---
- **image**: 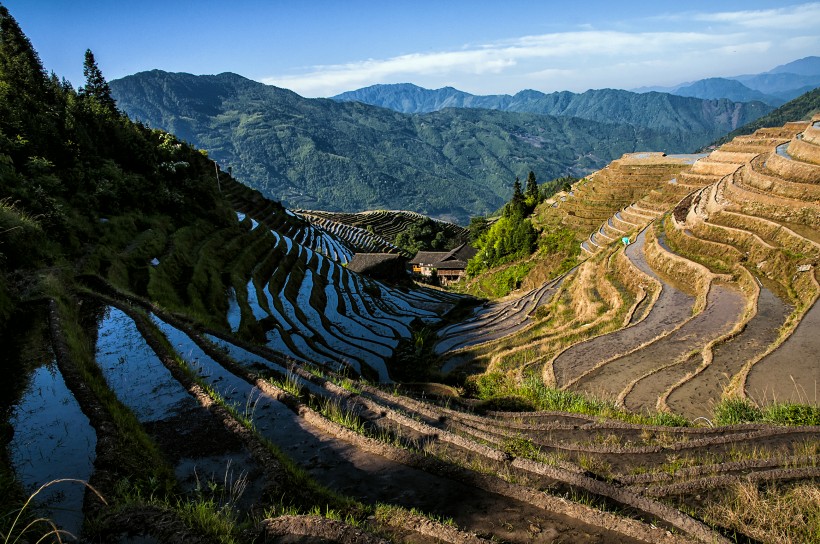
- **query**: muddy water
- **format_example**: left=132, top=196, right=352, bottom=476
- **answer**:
left=153, top=317, right=643, bottom=543
left=552, top=229, right=695, bottom=387
left=622, top=353, right=702, bottom=413
left=667, top=281, right=792, bottom=418
left=94, top=307, right=265, bottom=507
left=9, top=361, right=96, bottom=536
left=576, top=284, right=745, bottom=412
left=747, top=271, right=820, bottom=404
left=436, top=279, right=560, bottom=357
left=96, top=307, right=197, bottom=420
left=204, top=333, right=328, bottom=397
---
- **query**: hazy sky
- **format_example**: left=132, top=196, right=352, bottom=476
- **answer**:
left=4, top=1, right=818, bottom=97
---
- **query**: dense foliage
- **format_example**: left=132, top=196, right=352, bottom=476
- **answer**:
left=109, top=71, right=730, bottom=224
left=0, top=6, right=234, bottom=330
left=393, top=217, right=460, bottom=253
left=466, top=174, right=543, bottom=278
left=463, top=173, right=582, bottom=297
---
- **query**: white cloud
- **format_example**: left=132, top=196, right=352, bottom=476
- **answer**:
left=262, top=3, right=820, bottom=96
left=691, top=3, right=820, bottom=29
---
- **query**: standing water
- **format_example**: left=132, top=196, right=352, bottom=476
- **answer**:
left=9, top=360, right=96, bottom=537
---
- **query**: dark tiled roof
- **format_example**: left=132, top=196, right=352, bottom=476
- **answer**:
left=347, top=253, right=407, bottom=274
left=411, top=251, right=450, bottom=266
left=434, top=260, right=468, bottom=270
left=410, top=243, right=476, bottom=271
left=442, top=243, right=477, bottom=262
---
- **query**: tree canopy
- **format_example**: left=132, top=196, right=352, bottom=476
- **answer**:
left=0, top=6, right=234, bottom=328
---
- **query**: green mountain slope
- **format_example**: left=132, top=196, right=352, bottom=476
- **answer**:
left=673, top=77, right=785, bottom=106
left=110, top=71, right=748, bottom=224
left=707, top=87, right=820, bottom=148
left=333, top=83, right=773, bottom=134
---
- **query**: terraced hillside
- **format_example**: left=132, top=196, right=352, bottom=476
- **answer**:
left=297, top=208, right=468, bottom=248
left=160, top=179, right=463, bottom=382
left=8, top=125, right=818, bottom=544
left=19, top=280, right=817, bottom=543
left=438, top=117, right=818, bottom=423
left=3, top=9, right=817, bottom=539
left=5, top=106, right=817, bottom=544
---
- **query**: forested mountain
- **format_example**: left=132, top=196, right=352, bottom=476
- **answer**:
left=706, top=86, right=820, bottom=148
left=110, top=71, right=705, bottom=224
left=673, top=78, right=785, bottom=106
left=0, top=7, right=234, bottom=326
left=333, top=83, right=772, bottom=135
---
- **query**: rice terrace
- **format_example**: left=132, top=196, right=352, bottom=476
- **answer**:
left=2, top=3, right=820, bottom=544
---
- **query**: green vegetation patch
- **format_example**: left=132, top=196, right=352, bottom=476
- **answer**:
left=465, top=372, right=690, bottom=427
left=713, top=397, right=820, bottom=426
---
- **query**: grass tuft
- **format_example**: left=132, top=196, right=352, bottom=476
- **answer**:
left=467, top=372, right=690, bottom=426
left=1, top=479, right=105, bottom=544
left=714, top=397, right=819, bottom=426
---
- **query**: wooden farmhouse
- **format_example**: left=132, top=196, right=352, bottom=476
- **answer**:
left=410, top=243, right=477, bottom=285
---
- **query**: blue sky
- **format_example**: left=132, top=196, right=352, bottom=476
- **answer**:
left=4, top=1, right=818, bottom=97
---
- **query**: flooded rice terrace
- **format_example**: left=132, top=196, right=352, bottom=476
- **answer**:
left=9, top=355, right=96, bottom=536
left=94, top=305, right=266, bottom=508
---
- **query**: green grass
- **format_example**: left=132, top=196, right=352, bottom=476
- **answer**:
left=315, top=399, right=367, bottom=434
left=713, top=397, right=819, bottom=426
left=114, top=477, right=244, bottom=544
left=467, top=261, right=537, bottom=299
left=467, top=372, right=690, bottom=427
left=270, top=372, right=302, bottom=397
left=374, top=503, right=455, bottom=529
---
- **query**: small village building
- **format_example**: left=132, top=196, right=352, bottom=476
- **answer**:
left=410, top=243, right=477, bottom=285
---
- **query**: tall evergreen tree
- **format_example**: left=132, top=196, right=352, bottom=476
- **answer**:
left=82, top=49, right=117, bottom=114
left=512, top=177, right=523, bottom=204
left=525, top=170, right=538, bottom=200
left=504, top=176, right=524, bottom=217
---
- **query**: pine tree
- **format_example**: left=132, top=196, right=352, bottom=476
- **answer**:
left=525, top=170, right=538, bottom=200
left=505, top=176, right=524, bottom=217
left=512, top=177, right=523, bottom=204
left=82, top=49, right=117, bottom=114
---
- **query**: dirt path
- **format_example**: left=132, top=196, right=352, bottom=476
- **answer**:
left=667, top=280, right=792, bottom=418
left=746, top=271, right=820, bottom=404
left=553, top=229, right=695, bottom=387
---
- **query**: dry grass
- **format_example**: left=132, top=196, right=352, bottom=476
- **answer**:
left=704, top=481, right=820, bottom=544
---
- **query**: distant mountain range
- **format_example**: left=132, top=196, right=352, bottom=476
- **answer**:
left=632, top=56, right=820, bottom=106
left=110, top=71, right=772, bottom=224
left=332, top=84, right=772, bottom=132
left=332, top=58, right=819, bottom=114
